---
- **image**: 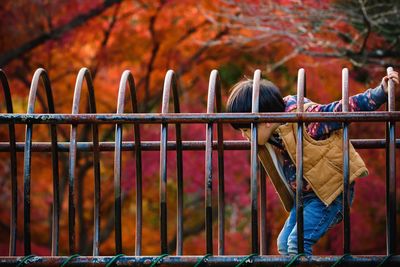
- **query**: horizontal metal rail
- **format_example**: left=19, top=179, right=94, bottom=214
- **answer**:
left=0, top=255, right=399, bottom=266
left=0, top=111, right=400, bottom=124
left=0, top=139, right=399, bottom=152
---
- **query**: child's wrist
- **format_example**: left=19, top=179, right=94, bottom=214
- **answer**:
left=379, top=83, right=388, bottom=95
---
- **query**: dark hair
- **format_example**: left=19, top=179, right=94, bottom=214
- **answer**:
left=226, top=78, right=285, bottom=130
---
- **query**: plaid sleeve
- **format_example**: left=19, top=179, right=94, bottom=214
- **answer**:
left=306, top=84, right=387, bottom=139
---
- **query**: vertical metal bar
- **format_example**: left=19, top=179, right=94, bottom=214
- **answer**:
left=205, top=121, right=213, bottom=254
left=70, top=68, right=100, bottom=256
left=214, top=71, right=225, bottom=256
left=172, top=80, right=183, bottom=256
left=40, top=72, right=60, bottom=257
left=86, top=69, right=100, bottom=256
left=122, top=72, right=143, bottom=256
left=23, top=123, right=32, bottom=255
left=342, top=68, right=351, bottom=254
left=48, top=115, right=59, bottom=255
left=217, top=123, right=225, bottom=255
left=91, top=109, right=100, bottom=257
left=23, top=69, right=60, bottom=256
left=160, top=121, right=168, bottom=254
left=69, top=124, right=77, bottom=255
left=250, top=69, right=261, bottom=254
left=296, top=68, right=305, bottom=254
left=160, top=70, right=174, bottom=254
left=386, top=66, right=396, bottom=254
left=259, top=167, right=267, bottom=255
left=114, top=71, right=137, bottom=254
left=114, top=122, right=123, bottom=254
left=158, top=70, right=182, bottom=255
left=134, top=119, right=143, bottom=256
left=114, top=72, right=142, bottom=255
left=8, top=122, right=17, bottom=255
left=205, top=70, right=217, bottom=255
left=88, top=74, right=101, bottom=256
left=0, top=71, right=17, bottom=256
left=176, top=125, right=184, bottom=255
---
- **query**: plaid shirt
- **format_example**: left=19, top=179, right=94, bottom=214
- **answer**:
left=270, top=84, right=387, bottom=193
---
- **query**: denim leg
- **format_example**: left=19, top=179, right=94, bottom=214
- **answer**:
left=287, top=196, right=342, bottom=255
left=277, top=187, right=355, bottom=255
left=277, top=207, right=296, bottom=255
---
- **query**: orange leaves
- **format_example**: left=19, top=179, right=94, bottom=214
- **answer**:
left=0, top=0, right=397, bottom=256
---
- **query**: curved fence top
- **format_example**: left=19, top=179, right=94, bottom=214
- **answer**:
left=116, top=70, right=138, bottom=114
left=0, top=70, right=13, bottom=113
left=206, top=69, right=222, bottom=114
left=251, top=70, right=261, bottom=113
left=296, top=68, right=305, bottom=112
left=161, top=70, right=180, bottom=114
left=72, top=67, right=97, bottom=114
left=27, top=68, right=56, bottom=114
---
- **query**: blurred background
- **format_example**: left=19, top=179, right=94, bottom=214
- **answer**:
left=0, top=0, right=399, bottom=256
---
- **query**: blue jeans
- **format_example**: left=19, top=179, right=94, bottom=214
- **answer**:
left=277, top=186, right=355, bottom=255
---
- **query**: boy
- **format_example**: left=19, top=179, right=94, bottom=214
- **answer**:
left=226, top=70, right=399, bottom=255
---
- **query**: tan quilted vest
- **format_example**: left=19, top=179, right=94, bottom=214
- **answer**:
left=258, top=103, right=369, bottom=211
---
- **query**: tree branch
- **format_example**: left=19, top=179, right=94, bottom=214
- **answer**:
left=358, top=0, right=372, bottom=54
left=208, top=0, right=400, bottom=67
left=143, top=1, right=166, bottom=111
left=0, top=0, right=122, bottom=67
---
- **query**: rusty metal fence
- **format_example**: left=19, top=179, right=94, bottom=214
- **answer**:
left=0, top=67, right=398, bottom=266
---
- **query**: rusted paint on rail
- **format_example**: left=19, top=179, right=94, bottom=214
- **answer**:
left=1, top=111, right=400, bottom=124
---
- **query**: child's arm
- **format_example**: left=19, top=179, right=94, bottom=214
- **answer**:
left=307, top=70, right=399, bottom=139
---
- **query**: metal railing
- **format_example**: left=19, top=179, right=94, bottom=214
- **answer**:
left=0, top=67, right=398, bottom=266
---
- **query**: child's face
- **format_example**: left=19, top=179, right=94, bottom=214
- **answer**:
left=240, top=123, right=280, bottom=145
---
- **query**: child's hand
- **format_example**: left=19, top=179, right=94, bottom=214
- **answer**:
left=381, top=70, right=399, bottom=94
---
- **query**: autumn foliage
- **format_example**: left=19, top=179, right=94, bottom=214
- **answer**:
left=0, top=0, right=399, bottom=256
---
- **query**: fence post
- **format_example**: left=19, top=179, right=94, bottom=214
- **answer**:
left=386, top=66, right=396, bottom=254
left=296, top=68, right=305, bottom=254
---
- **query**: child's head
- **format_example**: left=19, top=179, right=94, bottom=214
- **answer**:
left=226, top=78, right=285, bottom=145
left=226, top=78, right=285, bottom=130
